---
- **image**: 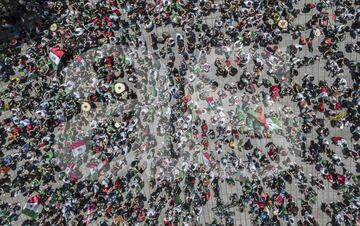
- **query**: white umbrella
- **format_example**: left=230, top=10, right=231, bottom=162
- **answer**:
left=114, top=83, right=126, bottom=94
left=81, top=102, right=91, bottom=112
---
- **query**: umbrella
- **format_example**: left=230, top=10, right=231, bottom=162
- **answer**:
left=50, top=23, right=58, bottom=32
left=278, top=20, right=288, bottom=29
left=81, top=102, right=91, bottom=112
left=114, top=83, right=126, bottom=94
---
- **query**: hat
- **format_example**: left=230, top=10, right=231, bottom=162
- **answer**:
left=81, top=102, right=91, bottom=112
left=50, top=23, right=58, bottom=32
left=278, top=20, right=288, bottom=29
left=114, top=83, right=126, bottom=94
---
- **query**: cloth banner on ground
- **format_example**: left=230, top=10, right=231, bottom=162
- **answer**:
left=49, top=47, right=65, bottom=65
left=69, top=140, right=86, bottom=157
left=22, top=195, right=43, bottom=219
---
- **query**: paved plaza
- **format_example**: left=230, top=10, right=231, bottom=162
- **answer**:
left=0, top=0, right=359, bottom=225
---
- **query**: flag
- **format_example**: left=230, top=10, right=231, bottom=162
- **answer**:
left=275, top=194, right=284, bottom=204
left=174, top=193, right=181, bottom=205
left=69, top=140, right=86, bottom=157
left=87, top=159, right=108, bottom=175
left=225, top=58, right=232, bottom=67
left=0, top=166, right=10, bottom=173
left=182, top=94, right=192, bottom=103
left=22, top=195, right=43, bottom=219
left=49, top=47, right=65, bottom=65
left=331, top=137, right=348, bottom=147
left=137, top=210, right=146, bottom=222
left=251, top=106, right=282, bottom=131
left=112, top=8, right=121, bottom=16
left=203, top=190, right=211, bottom=201
left=325, top=174, right=334, bottom=183
left=86, top=203, right=97, bottom=214
left=170, top=196, right=174, bottom=208
left=87, top=162, right=97, bottom=175
left=257, top=202, right=266, bottom=209
left=337, top=174, right=346, bottom=185
left=268, top=149, right=276, bottom=158
left=69, top=173, right=79, bottom=183
left=222, top=45, right=232, bottom=53
left=164, top=218, right=172, bottom=226
left=203, top=152, right=212, bottom=166
left=271, top=85, right=280, bottom=93
left=266, top=117, right=283, bottom=131
left=206, top=97, right=216, bottom=108
left=254, top=106, right=267, bottom=125
left=100, top=159, right=109, bottom=170
left=320, top=86, right=329, bottom=98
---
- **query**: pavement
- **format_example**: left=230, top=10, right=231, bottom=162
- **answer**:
left=0, top=0, right=359, bottom=225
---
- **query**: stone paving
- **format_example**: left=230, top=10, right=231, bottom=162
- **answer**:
left=0, top=0, right=359, bottom=225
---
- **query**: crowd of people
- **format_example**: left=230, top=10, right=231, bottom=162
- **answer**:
left=0, top=0, right=359, bottom=225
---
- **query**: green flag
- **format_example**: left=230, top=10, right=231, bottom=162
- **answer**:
left=174, top=193, right=181, bottom=205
